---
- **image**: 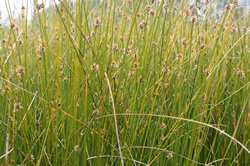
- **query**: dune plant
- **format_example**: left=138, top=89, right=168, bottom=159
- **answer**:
left=0, top=0, right=249, bottom=165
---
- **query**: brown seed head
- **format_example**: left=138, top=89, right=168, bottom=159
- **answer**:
left=242, top=26, right=247, bottom=32
left=16, top=66, right=25, bottom=75
left=201, top=113, right=206, bottom=118
left=177, top=53, right=183, bottom=59
left=40, top=2, right=45, bottom=9
left=191, top=16, right=197, bottom=23
left=165, top=83, right=170, bottom=89
left=145, top=5, right=151, bottom=12
left=74, top=145, right=80, bottom=151
left=160, top=123, right=166, bottom=130
left=134, top=62, right=139, bottom=68
left=39, top=44, right=45, bottom=52
left=75, top=103, right=79, bottom=108
left=231, top=27, right=237, bottom=33
left=225, top=4, right=232, bottom=10
left=91, top=63, right=99, bottom=71
left=185, top=8, right=190, bottom=16
left=150, top=10, right=156, bottom=16
left=63, top=77, right=68, bottom=83
left=14, top=103, right=22, bottom=112
left=17, top=39, right=23, bottom=45
left=200, top=44, right=206, bottom=49
left=111, top=61, right=118, bottom=68
left=11, top=22, right=15, bottom=29
left=163, top=4, right=168, bottom=10
left=166, top=153, right=173, bottom=159
left=95, top=18, right=101, bottom=28
left=202, top=93, right=206, bottom=100
left=181, top=38, right=187, bottom=45
left=162, top=67, right=170, bottom=74
left=30, top=155, right=35, bottom=161
left=139, top=20, right=146, bottom=29
left=233, top=0, right=238, bottom=5
left=204, top=69, right=209, bottom=75
left=197, top=139, right=201, bottom=145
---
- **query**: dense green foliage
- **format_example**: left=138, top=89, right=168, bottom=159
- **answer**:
left=0, top=0, right=249, bottom=165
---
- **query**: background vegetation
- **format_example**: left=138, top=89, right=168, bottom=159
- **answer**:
left=0, top=0, right=249, bottom=165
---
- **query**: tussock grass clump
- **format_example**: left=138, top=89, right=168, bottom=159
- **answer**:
left=0, top=0, right=250, bottom=165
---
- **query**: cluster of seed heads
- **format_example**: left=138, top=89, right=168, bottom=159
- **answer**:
left=0, top=1, right=248, bottom=164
